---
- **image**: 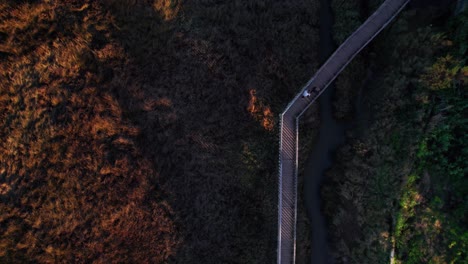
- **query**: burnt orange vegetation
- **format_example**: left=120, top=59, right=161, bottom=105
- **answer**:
left=1, top=0, right=319, bottom=262
left=248, top=89, right=274, bottom=131
left=0, top=2, right=178, bottom=262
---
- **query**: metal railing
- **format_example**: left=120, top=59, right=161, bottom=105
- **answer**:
left=277, top=0, right=410, bottom=263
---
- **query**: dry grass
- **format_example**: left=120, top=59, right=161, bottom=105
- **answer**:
left=0, top=1, right=179, bottom=262
left=1, top=0, right=321, bottom=262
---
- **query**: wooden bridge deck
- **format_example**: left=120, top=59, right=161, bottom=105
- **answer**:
left=277, top=0, right=410, bottom=263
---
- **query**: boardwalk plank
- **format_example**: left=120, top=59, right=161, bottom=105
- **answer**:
left=277, top=0, right=410, bottom=263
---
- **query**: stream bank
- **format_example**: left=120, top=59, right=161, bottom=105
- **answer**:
left=317, top=1, right=460, bottom=263
left=302, top=0, right=345, bottom=263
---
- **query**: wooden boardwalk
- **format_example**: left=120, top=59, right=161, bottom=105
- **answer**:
left=277, top=0, right=410, bottom=263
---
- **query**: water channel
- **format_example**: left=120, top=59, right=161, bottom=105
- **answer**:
left=302, top=0, right=345, bottom=263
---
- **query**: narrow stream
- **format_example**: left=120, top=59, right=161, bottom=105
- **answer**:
left=303, top=0, right=345, bottom=263
left=302, top=1, right=457, bottom=263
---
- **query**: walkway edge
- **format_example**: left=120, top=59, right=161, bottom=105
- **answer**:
left=277, top=1, right=410, bottom=263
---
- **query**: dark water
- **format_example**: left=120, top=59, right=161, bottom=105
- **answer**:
left=302, top=0, right=345, bottom=263
left=302, top=1, right=459, bottom=263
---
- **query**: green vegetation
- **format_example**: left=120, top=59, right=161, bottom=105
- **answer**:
left=0, top=0, right=322, bottom=262
left=395, top=60, right=467, bottom=263
left=421, top=55, right=464, bottom=90
left=331, top=0, right=368, bottom=120
left=323, top=1, right=467, bottom=263
left=1, top=0, right=464, bottom=263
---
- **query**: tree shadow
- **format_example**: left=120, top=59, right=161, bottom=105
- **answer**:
left=97, top=1, right=278, bottom=263
left=94, top=0, right=321, bottom=262
left=0, top=0, right=322, bottom=262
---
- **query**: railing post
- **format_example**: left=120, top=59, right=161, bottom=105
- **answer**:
left=277, top=1, right=410, bottom=263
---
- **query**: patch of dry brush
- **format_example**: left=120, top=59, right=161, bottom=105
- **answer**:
left=1, top=0, right=321, bottom=262
left=0, top=1, right=178, bottom=262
